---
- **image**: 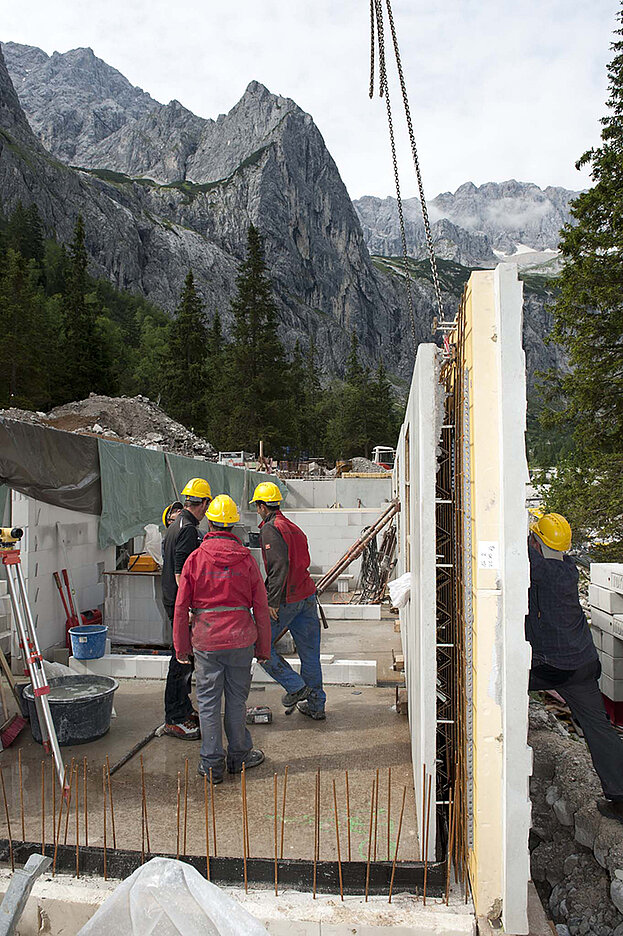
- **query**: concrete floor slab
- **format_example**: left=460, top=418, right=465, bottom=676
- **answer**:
left=1, top=682, right=418, bottom=863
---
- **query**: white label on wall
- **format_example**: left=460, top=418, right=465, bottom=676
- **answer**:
left=478, top=541, right=499, bottom=570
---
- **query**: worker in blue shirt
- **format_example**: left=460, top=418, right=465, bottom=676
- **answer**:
left=526, top=513, right=623, bottom=823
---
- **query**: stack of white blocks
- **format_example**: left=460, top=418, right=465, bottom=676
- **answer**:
left=589, top=563, right=623, bottom=702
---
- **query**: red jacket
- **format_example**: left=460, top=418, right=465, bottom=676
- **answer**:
left=260, top=510, right=316, bottom=604
left=173, top=531, right=271, bottom=660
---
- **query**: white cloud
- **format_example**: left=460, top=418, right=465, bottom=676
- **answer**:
left=2, top=0, right=617, bottom=199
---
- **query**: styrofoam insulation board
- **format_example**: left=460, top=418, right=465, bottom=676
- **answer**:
left=590, top=563, right=623, bottom=593
left=69, top=654, right=377, bottom=686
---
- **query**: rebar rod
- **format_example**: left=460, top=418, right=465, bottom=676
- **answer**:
left=241, top=764, right=248, bottom=893
left=204, top=774, right=210, bottom=881
left=313, top=769, right=319, bottom=899
left=18, top=749, right=25, bottom=841
left=75, top=764, right=79, bottom=878
left=176, top=771, right=181, bottom=860
left=423, top=772, right=432, bottom=904
left=345, top=770, right=351, bottom=862
left=209, top=768, right=217, bottom=856
left=273, top=773, right=278, bottom=896
left=106, top=755, right=117, bottom=850
left=387, top=766, right=391, bottom=861
left=388, top=785, right=407, bottom=903
left=41, top=760, right=45, bottom=854
left=373, top=767, right=379, bottom=861
left=280, top=765, right=289, bottom=859
left=183, top=757, right=189, bottom=856
left=102, top=765, right=107, bottom=880
left=0, top=766, right=13, bottom=871
left=332, top=779, right=343, bottom=901
left=365, top=773, right=375, bottom=902
left=83, top=756, right=88, bottom=847
left=63, top=758, right=75, bottom=845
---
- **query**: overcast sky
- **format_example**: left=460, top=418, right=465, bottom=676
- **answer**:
left=3, top=1, right=618, bottom=200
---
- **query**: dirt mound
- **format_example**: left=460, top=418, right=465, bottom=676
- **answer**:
left=1, top=395, right=215, bottom=458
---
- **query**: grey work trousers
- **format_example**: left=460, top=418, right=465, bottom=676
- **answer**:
left=530, top=659, right=623, bottom=801
left=194, top=645, right=254, bottom=779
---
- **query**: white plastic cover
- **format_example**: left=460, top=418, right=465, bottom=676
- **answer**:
left=78, top=857, right=268, bottom=936
left=388, top=572, right=412, bottom=608
left=143, top=523, right=163, bottom=566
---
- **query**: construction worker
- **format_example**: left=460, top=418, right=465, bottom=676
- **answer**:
left=173, top=494, right=270, bottom=781
left=251, top=481, right=326, bottom=719
left=526, top=512, right=623, bottom=822
left=162, top=501, right=183, bottom=528
left=161, top=478, right=212, bottom=739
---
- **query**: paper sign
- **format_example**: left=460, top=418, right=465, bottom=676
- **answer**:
left=478, top=541, right=499, bottom=570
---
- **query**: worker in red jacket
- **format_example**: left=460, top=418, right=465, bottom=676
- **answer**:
left=251, top=481, right=326, bottom=720
left=173, top=494, right=271, bottom=782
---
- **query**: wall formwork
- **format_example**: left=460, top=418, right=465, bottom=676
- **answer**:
left=395, top=264, right=532, bottom=933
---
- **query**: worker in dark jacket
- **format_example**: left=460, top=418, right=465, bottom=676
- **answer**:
left=251, top=481, right=326, bottom=720
left=161, top=478, right=211, bottom=739
left=526, top=512, right=623, bottom=822
left=174, top=494, right=271, bottom=781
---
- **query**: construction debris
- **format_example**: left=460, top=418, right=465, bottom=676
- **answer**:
left=0, top=395, right=215, bottom=458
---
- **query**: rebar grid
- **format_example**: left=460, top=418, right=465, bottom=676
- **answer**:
left=435, top=291, right=473, bottom=896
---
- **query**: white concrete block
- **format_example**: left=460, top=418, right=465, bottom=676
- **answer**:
left=599, top=651, right=623, bottom=681
left=600, top=672, right=623, bottom=702
left=601, top=632, right=623, bottom=658
left=591, top=563, right=623, bottom=593
left=589, top=583, right=623, bottom=614
left=135, top=656, right=166, bottom=679
left=590, top=626, right=602, bottom=652
left=615, top=615, right=623, bottom=640
left=251, top=657, right=375, bottom=686
left=68, top=656, right=111, bottom=677
left=320, top=604, right=382, bottom=620
left=590, top=606, right=615, bottom=634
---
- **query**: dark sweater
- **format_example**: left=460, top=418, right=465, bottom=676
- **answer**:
left=525, top=545, right=597, bottom=671
left=161, top=508, right=202, bottom=610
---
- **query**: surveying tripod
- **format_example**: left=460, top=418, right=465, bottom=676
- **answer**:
left=0, top=527, right=67, bottom=792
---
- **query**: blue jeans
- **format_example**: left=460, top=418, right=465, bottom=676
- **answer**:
left=260, top=595, right=326, bottom=712
left=194, top=645, right=254, bottom=778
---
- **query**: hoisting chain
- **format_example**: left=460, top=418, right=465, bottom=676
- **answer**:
left=371, top=0, right=418, bottom=350
left=370, top=0, right=446, bottom=333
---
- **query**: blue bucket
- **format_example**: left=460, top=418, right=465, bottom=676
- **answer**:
left=69, top=624, right=108, bottom=660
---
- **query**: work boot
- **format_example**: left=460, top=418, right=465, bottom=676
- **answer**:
left=597, top=799, right=623, bottom=825
left=281, top=685, right=310, bottom=708
left=297, top=700, right=326, bottom=721
left=163, top=718, right=200, bottom=740
left=197, top=761, right=224, bottom=784
left=228, top=748, right=265, bottom=773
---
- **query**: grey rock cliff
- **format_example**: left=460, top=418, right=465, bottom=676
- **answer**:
left=1, top=41, right=564, bottom=388
left=354, top=181, right=579, bottom=265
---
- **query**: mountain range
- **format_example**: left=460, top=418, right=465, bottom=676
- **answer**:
left=1, top=41, right=575, bottom=386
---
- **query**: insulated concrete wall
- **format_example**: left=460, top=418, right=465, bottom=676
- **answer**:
left=280, top=508, right=383, bottom=578
left=464, top=265, right=532, bottom=934
left=8, top=492, right=115, bottom=655
left=284, top=478, right=393, bottom=510
left=394, top=343, right=444, bottom=861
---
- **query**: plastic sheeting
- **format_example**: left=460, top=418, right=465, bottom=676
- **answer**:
left=0, top=416, right=101, bottom=514
left=77, top=857, right=269, bottom=936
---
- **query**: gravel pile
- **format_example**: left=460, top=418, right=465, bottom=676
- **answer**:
left=350, top=457, right=390, bottom=474
left=1, top=394, right=216, bottom=458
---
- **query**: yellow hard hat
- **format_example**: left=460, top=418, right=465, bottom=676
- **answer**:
left=250, top=481, right=283, bottom=505
left=206, top=494, right=240, bottom=527
left=162, top=501, right=183, bottom=527
left=530, top=512, right=572, bottom=552
left=180, top=478, right=212, bottom=500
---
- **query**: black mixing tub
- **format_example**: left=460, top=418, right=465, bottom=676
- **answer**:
left=23, top=675, right=119, bottom=745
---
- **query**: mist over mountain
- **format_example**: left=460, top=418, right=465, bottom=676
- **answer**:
left=1, top=41, right=568, bottom=387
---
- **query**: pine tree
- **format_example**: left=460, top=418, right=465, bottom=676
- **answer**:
left=5, top=203, right=44, bottom=265
left=541, top=6, right=623, bottom=556
left=0, top=248, right=50, bottom=408
left=160, top=270, right=210, bottom=431
left=224, top=225, right=293, bottom=454
left=61, top=216, right=114, bottom=401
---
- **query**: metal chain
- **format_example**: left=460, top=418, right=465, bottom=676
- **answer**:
left=370, top=0, right=445, bottom=329
left=371, top=0, right=418, bottom=350
left=369, top=0, right=377, bottom=99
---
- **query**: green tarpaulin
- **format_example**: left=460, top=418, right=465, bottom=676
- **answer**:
left=97, top=440, right=286, bottom=549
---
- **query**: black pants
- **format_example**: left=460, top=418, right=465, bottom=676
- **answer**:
left=530, top=659, right=623, bottom=801
left=164, top=606, right=194, bottom=724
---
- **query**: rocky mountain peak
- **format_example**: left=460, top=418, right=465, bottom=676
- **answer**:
left=0, top=45, right=43, bottom=149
